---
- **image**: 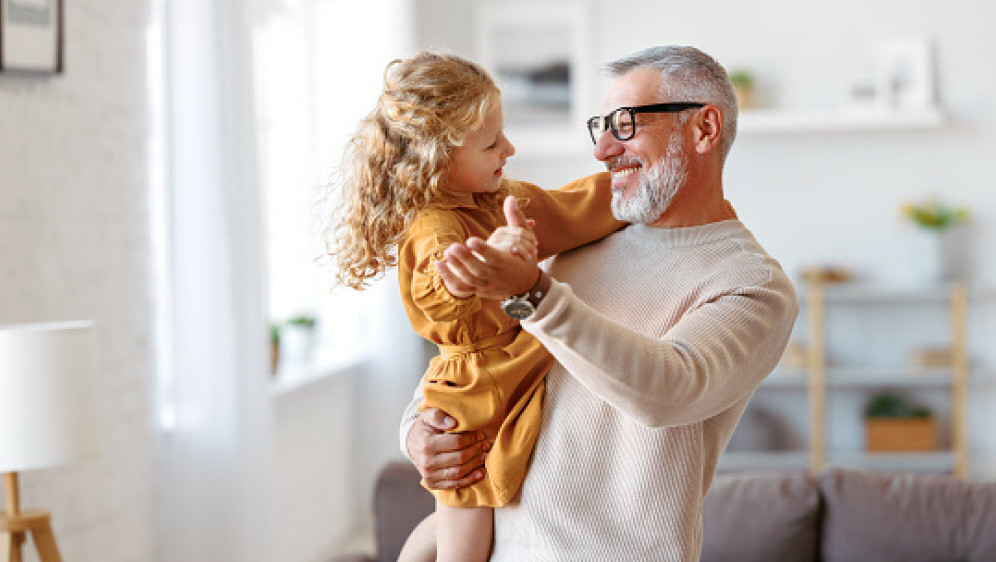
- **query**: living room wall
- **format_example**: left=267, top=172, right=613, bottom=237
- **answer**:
left=0, top=2, right=158, bottom=561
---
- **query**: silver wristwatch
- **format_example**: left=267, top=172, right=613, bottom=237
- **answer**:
left=500, top=272, right=549, bottom=320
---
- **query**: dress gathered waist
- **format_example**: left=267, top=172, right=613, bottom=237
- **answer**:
left=437, top=330, right=517, bottom=358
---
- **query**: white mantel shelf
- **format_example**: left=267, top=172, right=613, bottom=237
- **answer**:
left=739, top=107, right=946, bottom=134
left=510, top=107, right=948, bottom=155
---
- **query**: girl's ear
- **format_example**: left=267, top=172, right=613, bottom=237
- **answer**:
left=691, top=106, right=722, bottom=155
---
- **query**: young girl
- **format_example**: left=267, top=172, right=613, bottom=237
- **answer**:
left=329, top=52, right=621, bottom=561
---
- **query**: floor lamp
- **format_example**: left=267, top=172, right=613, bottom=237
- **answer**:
left=0, top=322, right=98, bottom=562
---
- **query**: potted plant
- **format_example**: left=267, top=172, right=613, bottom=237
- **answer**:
left=901, top=199, right=970, bottom=231
left=728, top=70, right=755, bottom=109
left=864, top=393, right=935, bottom=452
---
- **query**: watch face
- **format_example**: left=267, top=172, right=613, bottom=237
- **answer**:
left=502, top=298, right=535, bottom=320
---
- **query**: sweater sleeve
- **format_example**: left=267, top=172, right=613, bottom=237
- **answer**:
left=521, top=275, right=799, bottom=428
left=399, top=383, right=424, bottom=460
left=513, top=173, right=626, bottom=259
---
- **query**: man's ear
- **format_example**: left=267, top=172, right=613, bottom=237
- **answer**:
left=692, top=106, right=723, bottom=155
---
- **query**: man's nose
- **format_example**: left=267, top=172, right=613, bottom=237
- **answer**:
left=593, top=130, right=623, bottom=162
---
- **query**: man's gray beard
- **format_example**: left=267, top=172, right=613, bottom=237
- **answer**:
left=610, top=132, right=688, bottom=224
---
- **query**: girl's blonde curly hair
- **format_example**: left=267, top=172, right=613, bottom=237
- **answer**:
left=327, top=52, right=507, bottom=290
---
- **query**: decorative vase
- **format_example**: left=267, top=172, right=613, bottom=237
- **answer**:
left=733, top=83, right=755, bottom=110
left=908, top=228, right=953, bottom=286
left=280, top=325, right=315, bottom=367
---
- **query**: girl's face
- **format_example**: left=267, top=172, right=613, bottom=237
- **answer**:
left=445, top=101, right=515, bottom=198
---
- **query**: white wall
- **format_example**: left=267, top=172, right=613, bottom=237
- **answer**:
left=0, top=2, right=158, bottom=561
left=415, top=0, right=996, bottom=477
left=273, top=368, right=359, bottom=561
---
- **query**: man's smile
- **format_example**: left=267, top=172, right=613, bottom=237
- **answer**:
left=611, top=166, right=640, bottom=182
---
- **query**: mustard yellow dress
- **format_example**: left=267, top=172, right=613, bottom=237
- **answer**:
left=397, top=172, right=622, bottom=508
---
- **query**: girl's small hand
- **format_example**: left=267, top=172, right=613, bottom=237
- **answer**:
left=434, top=195, right=542, bottom=300
left=436, top=259, right=475, bottom=299
left=486, top=225, right=537, bottom=262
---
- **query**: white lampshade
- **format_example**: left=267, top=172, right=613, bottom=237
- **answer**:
left=0, top=321, right=99, bottom=472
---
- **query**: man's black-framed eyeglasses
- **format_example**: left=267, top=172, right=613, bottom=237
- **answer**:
left=587, top=102, right=706, bottom=144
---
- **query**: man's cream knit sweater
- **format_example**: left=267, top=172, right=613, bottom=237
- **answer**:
left=401, top=220, right=798, bottom=561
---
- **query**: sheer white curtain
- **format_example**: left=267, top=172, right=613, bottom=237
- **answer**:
left=298, top=0, right=428, bottom=536
left=155, top=0, right=425, bottom=558
left=157, top=1, right=275, bottom=561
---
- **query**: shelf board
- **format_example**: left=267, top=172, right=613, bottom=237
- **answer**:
left=739, top=107, right=945, bottom=134
left=826, top=367, right=954, bottom=387
left=270, top=355, right=365, bottom=397
left=828, top=451, right=956, bottom=472
left=797, top=283, right=965, bottom=303
left=762, top=369, right=809, bottom=387
left=718, top=451, right=810, bottom=472
left=765, top=367, right=961, bottom=388
left=719, top=451, right=957, bottom=473
left=504, top=125, right=591, bottom=160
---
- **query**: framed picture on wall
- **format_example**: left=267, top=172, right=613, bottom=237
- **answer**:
left=476, top=1, right=593, bottom=154
left=875, top=38, right=935, bottom=110
left=0, top=0, right=64, bottom=74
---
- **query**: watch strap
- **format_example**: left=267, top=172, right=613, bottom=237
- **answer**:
left=522, top=270, right=550, bottom=309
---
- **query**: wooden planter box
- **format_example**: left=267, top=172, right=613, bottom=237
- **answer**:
left=865, top=418, right=936, bottom=452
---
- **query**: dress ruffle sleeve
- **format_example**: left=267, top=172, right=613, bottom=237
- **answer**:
left=407, top=211, right=483, bottom=323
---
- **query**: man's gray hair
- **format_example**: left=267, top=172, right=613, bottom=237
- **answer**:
left=607, top=46, right=738, bottom=162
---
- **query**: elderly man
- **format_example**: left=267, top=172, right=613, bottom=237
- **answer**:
left=401, top=45, right=798, bottom=560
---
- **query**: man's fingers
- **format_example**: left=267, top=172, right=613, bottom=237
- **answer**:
left=419, top=432, right=490, bottom=490
left=423, top=443, right=489, bottom=489
left=503, top=196, right=530, bottom=229
left=418, top=407, right=457, bottom=432
left=425, top=464, right=486, bottom=490
left=425, top=437, right=489, bottom=469
left=428, top=430, right=487, bottom=456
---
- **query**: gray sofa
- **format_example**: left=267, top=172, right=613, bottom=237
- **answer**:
left=340, top=462, right=996, bottom=562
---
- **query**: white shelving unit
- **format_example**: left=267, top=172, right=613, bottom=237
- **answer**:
left=723, top=282, right=979, bottom=479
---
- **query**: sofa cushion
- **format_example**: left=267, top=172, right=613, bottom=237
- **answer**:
left=701, top=471, right=820, bottom=562
left=819, top=467, right=996, bottom=562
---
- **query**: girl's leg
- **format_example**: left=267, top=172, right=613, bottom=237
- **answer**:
left=398, top=512, right=437, bottom=562
left=435, top=502, right=493, bottom=562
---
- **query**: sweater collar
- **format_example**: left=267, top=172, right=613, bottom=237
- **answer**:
left=620, top=219, right=748, bottom=248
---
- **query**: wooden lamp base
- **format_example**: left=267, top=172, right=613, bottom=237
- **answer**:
left=2, top=473, right=62, bottom=562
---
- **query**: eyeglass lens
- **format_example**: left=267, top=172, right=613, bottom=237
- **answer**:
left=587, top=108, right=637, bottom=144
left=612, top=108, right=635, bottom=140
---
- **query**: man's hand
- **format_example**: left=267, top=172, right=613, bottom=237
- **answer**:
left=406, top=408, right=490, bottom=490
left=435, top=196, right=541, bottom=300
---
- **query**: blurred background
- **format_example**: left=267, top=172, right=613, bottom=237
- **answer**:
left=1, top=0, right=994, bottom=560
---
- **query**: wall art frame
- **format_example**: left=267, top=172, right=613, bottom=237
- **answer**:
left=476, top=0, right=593, bottom=157
left=0, top=0, right=64, bottom=74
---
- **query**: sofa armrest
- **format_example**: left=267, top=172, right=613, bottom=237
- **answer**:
left=372, top=461, right=435, bottom=562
